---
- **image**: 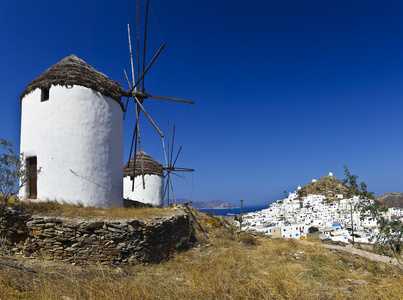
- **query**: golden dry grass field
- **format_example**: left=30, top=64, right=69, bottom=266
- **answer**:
left=8, top=199, right=178, bottom=220
left=1, top=205, right=402, bottom=300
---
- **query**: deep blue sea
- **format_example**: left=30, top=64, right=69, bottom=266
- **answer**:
left=198, top=205, right=268, bottom=216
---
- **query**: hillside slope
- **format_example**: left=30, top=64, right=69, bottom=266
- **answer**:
left=376, top=192, right=403, bottom=208
left=297, top=175, right=349, bottom=199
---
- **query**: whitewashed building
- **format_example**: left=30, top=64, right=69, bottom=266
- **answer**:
left=19, top=55, right=124, bottom=207
left=269, top=224, right=307, bottom=239
left=123, top=150, right=164, bottom=206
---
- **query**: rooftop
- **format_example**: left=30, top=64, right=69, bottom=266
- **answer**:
left=20, top=54, right=123, bottom=106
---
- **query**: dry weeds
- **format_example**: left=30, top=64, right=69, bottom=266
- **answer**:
left=10, top=199, right=178, bottom=220
left=1, top=209, right=402, bottom=299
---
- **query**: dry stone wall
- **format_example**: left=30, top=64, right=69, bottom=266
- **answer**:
left=0, top=208, right=193, bottom=265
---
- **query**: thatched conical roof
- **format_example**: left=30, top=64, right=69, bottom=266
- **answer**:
left=20, top=54, right=123, bottom=107
left=123, top=150, right=164, bottom=178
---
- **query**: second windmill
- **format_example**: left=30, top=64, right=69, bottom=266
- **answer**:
left=122, top=0, right=195, bottom=201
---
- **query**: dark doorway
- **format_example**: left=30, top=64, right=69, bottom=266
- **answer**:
left=27, top=157, right=37, bottom=199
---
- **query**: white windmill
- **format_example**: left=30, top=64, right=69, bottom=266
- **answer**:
left=19, top=1, right=194, bottom=208
left=19, top=55, right=124, bottom=207
left=123, top=150, right=164, bottom=207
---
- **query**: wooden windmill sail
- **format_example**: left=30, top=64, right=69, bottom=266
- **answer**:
left=122, top=0, right=195, bottom=194
left=163, top=122, right=194, bottom=205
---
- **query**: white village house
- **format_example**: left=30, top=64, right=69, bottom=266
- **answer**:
left=123, top=150, right=165, bottom=207
left=19, top=55, right=124, bottom=207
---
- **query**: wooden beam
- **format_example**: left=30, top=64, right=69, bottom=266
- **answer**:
left=128, top=43, right=166, bottom=95
left=121, top=90, right=195, bottom=104
left=146, top=94, right=195, bottom=104
left=133, top=96, right=164, bottom=137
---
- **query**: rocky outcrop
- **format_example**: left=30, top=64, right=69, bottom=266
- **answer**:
left=0, top=208, right=194, bottom=265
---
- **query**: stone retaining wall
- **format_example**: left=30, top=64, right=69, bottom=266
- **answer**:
left=0, top=208, right=194, bottom=265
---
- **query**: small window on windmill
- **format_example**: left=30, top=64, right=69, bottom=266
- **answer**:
left=41, top=86, right=50, bottom=102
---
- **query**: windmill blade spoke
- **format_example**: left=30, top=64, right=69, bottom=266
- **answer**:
left=144, top=93, right=195, bottom=104
left=166, top=173, right=170, bottom=206
left=163, top=176, right=169, bottom=198
left=170, top=124, right=175, bottom=166
left=172, top=167, right=195, bottom=172
left=123, top=96, right=131, bottom=120
left=128, top=120, right=138, bottom=164
left=121, top=91, right=195, bottom=104
left=167, top=121, right=170, bottom=168
left=135, top=103, right=146, bottom=189
left=131, top=103, right=142, bottom=191
left=123, top=69, right=132, bottom=89
left=128, top=43, right=166, bottom=94
left=142, top=0, right=150, bottom=92
left=122, top=68, right=133, bottom=120
left=133, top=96, right=163, bottom=137
left=129, top=127, right=137, bottom=191
left=136, top=0, right=139, bottom=87
left=131, top=126, right=138, bottom=192
left=162, top=136, right=168, bottom=168
left=171, top=171, right=185, bottom=179
left=169, top=175, right=177, bottom=204
left=172, top=146, right=182, bottom=167
left=127, top=24, right=135, bottom=88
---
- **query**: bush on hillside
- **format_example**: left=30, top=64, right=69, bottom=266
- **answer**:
left=237, top=234, right=258, bottom=246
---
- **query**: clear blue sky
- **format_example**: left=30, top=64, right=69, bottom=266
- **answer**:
left=1, top=0, right=402, bottom=206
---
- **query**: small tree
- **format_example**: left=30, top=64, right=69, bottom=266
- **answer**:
left=0, top=138, right=37, bottom=215
left=341, top=166, right=374, bottom=200
left=342, top=166, right=402, bottom=265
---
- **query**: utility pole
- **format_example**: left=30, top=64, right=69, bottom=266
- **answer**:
left=240, top=200, right=244, bottom=231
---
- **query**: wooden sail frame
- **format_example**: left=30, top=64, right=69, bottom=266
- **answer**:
left=122, top=1, right=195, bottom=198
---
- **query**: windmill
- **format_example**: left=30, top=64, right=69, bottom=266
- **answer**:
left=122, top=0, right=195, bottom=198
left=163, top=122, right=195, bottom=205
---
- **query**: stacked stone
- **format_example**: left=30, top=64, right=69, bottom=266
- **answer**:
left=0, top=208, right=193, bottom=265
left=0, top=209, right=31, bottom=246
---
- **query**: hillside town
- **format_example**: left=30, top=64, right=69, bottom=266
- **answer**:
left=239, top=172, right=403, bottom=244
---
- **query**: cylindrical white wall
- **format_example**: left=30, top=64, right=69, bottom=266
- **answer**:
left=20, top=85, right=123, bottom=207
left=124, top=175, right=164, bottom=206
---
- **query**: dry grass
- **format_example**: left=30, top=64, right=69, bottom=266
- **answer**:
left=9, top=199, right=179, bottom=220
left=1, top=210, right=403, bottom=299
